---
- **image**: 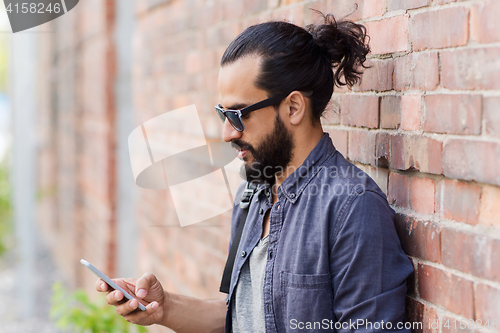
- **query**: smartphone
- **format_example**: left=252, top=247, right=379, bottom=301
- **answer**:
left=80, top=259, right=147, bottom=311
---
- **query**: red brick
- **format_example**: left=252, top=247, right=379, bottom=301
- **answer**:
left=360, top=0, right=385, bottom=19
left=423, top=94, right=482, bottom=135
left=356, top=164, right=389, bottom=194
left=405, top=297, right=424, bottom=333
left=418, top=263, right=474, bottom=319
left=401, top=94, right=421, bottom=131
left=326, top=128, right=348, bottom=157
left=441, top=227, right=500, bottom=281
left=394, top=52, right=439, bottom=91
left=340, top=95, right=380, bottom=128
left=442, top=139, right=500, bottom=186
left=380, top=95, right=402, bottom=129
left=471, top=1, right=500, bottom=44
left=390, top=134, right=443, bottom=174
left=480, top=185, right=500, bottom=229
left=348, top=129, right=376, bottom=165
left=388, top=172, right=410, bottom=208
left=475, top=284, right=500, bottom=325
left=411, top=177, right=435, bottom=215
left=365, top=15, right=409, bottom=55
left=387, top=0, right=431, bottom=11
left=484, top=97, right=500, bottom=138
left=440, top=315, right=478, bottom=333
left=441, top=47, right=500, bottom=90
left=435, top=179, right=480, bottom=225
left=410, top=7, right=469, bottom=51
left=375, top=132, right=391, bottom=168
left=354, top=58, right=394, bottom=92
left=395, top=214, right=441, bottom=263
left=423, top=306, right=439, bottom=333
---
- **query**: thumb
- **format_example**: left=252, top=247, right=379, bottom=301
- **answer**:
left=135, top=273, right=158, bottom=299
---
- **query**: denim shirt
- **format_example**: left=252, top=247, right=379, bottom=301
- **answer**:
left=224, top=133, right=414, bottom=333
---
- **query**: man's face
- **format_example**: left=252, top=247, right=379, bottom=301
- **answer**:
left=218, top=56, right=295, bottom=184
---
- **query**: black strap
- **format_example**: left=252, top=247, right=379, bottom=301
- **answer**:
left=219, top=182, right=258, bottom=294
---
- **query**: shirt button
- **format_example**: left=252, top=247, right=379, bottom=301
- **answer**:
left=241, top=251, right=246, bottom=257
left=259, top=208, right=264, bottom=215
left=266, top=191, right=270, bottom=197
left=290, top=193, right=296, bottom=199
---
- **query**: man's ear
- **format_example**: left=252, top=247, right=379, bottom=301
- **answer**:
left=285, top=91, right=308, bottom=126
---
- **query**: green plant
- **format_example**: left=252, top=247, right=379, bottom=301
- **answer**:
left=50, top=282, right=148, bottom=333
left=0, top=156, right=12, bottom=257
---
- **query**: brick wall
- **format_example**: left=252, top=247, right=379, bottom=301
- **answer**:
left=36, top=0, right=500, bottom=331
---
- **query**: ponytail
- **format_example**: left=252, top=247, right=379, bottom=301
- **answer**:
left=221, top=11, right=371, bottom=120
left=307, top=12, right=370, bottom=88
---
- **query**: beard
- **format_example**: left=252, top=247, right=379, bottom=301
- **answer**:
left=231, top=112, right=295, bottom=185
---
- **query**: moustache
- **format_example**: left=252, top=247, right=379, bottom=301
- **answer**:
left=231, top=140, right=253, bottom=152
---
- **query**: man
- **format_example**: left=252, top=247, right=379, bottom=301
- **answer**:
left=96, top=15, right=414, bottom=332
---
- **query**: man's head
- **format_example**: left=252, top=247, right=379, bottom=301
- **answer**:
left=217, top=14, right=370, bottom=184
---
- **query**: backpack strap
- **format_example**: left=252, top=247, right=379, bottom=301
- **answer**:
left=219, top=182, right=258, bottom=294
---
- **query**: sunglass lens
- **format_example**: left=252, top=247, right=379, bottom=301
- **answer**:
left=225, top=112, right=243, bottom=131
left=215, top=108, right=225, bottom=122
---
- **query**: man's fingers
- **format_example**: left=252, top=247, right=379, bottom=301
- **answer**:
left=105, top=290, right=124, bottom=305
left=135, top=273, right=157, bottom=299
left=95, top=279, right=109, bottom=292
left=121, top=301, right=160, bottom=324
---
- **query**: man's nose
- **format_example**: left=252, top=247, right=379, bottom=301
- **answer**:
left=222, top=118, right=242, bottom=142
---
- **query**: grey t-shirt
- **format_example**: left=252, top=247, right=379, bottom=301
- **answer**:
left=231, top=234, right=269, bottom=332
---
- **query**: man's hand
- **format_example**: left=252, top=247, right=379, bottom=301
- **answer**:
left=95, top=273, right=166, bottom=326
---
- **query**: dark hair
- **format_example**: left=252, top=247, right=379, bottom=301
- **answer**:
left=221, top=12, right=370, bottom=121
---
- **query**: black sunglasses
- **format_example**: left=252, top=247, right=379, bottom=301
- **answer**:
left=215, top=93, right=289, bottom=132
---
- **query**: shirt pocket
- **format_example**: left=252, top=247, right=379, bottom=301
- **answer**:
left=280, top=271, right=335, bottom=332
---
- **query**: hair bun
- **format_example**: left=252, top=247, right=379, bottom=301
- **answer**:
left=306, top=12, right=370, bottom=87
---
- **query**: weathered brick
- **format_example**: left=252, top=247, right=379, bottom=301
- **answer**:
left=375, top=132, right=391, bottom=168
left=440, top=315, right=478, bottom=333
left=387, top=0, right=431, bottom=11
left=326, top=128, right=348, bottom=157
left=470, top=1, right=500, bottom=44
left=388, top=172, right=410, bottom=208
left=380, top=96, right=402, bottom=129
left=435, top=179, right=480, bottom=225
left=354, top=58, right=394, bottom=92
left=405, top=297, right=424, bottom=333
left=423, top=94, right=482, bottom=135
left=340, top=95, right=380, bottom=128
left=480, top=184, right=500, bottom=229
left=410, top=177, right=435, bottom=215
left=418, top=263, right=474, bottom=319
left=365, top=15, right=409, bottom=55
left=484, top=97, right=500, bottom=138
left=442, top=139, right=500, bottom=186
left=410, top=6, right=469, bottom=51
left=441, top=227, right=500, bottom=281
left=441, top=47, right=500, bottom=90
left=394, top=52, right=439, bottom=91
left=355, top=164, right=389, bottom=195
left=390, top=134, right=443, bottom=174
left=395, top=214, right=441, bottom=263
left=475, top=284, right=500, bottom=325
left=360, top=0, right=385, bottom=19
left=348, top=129, right=376, bottom=165
left=401, top=94, right=421, bottom=131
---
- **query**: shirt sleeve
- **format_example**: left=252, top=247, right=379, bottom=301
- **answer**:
left=330, top=189, right=414, bottom=332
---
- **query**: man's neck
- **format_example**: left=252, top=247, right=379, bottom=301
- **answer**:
left=273, top=125, right=324, bottom=190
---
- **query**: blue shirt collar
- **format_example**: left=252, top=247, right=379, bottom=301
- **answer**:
left=258, top=132, right=337, bottom=204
